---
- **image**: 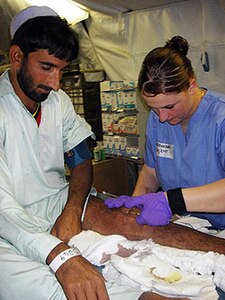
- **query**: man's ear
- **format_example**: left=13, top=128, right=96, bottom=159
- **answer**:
left=9, top=45, right=24, bottom=68
left=188, top=78, right=197, bottom=95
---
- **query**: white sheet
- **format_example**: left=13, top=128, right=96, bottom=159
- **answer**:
left=69, top=230, right=225, bottom=299
left=173, top=215, right=225, bottom=239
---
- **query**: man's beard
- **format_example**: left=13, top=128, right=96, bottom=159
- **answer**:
left=17, top=60, right=52, bottom=103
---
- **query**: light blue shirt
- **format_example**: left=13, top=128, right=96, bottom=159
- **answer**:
left=145, top=89, right=225, bottom=190
left=0, top=70, right=93, bottom=263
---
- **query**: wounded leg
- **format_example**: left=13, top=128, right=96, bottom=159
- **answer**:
left=82, top=196, right=225, bottom=254
left=82, top=196, right=225, bottom=300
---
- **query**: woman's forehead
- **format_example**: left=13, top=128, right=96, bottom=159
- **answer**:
left=142, top=92, right=185, bottom=108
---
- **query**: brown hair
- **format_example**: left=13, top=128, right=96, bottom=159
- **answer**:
left=138, top=36, right=195, bottom=96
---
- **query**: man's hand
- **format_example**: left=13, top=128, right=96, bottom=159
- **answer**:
left=105, top=192, right=172, bottom=226
left=47, top=243, right=109, bottom=300
left=51, top=206, right=82, bottom=243
left=56, top=255, right=109, bottom=300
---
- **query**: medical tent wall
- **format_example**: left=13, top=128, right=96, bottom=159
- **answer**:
left=74, top=0, right=225, bottom=94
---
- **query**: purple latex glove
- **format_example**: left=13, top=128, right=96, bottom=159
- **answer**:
left=104, top=192, right=172, bottom=226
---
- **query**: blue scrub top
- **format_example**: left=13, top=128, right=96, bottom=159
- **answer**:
left=145, top=90, right=225, bottom=229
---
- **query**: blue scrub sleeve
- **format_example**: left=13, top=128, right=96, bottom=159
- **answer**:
left=64, top=140, right=92, bottom=168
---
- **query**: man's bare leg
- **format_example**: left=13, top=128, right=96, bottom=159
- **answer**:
left=82, top=196, right=225, bottom=254
left=82, top=196, right=224, bottom=300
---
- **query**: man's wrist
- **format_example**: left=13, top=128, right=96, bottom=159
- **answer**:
left=46, top=243, right=68, bottom=264
left=166, top=188, right=187, bottom=215
left=63, top=203, right=83, bottom=219
left=49, top=247, right=81, bottom=273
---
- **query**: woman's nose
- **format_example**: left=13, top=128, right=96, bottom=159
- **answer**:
left=158, top=109, right=169, bottom=122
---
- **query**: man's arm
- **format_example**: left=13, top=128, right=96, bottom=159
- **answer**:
left=47, top=154, right=110, bottom=300
left=51, top=159, right=93, bottom=243
left=133, top=164, right=160, bottom=196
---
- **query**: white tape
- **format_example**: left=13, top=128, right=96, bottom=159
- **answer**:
left=49, top=247, right=81, bottom=273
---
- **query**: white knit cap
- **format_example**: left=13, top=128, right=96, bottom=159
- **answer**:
left=10, top=6, right=58, bottom=38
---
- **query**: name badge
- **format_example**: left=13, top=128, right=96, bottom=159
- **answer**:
left=156, top=142, right=174, bottom=159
